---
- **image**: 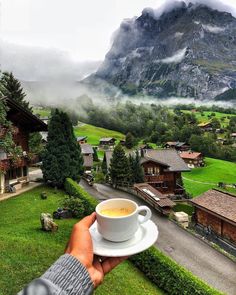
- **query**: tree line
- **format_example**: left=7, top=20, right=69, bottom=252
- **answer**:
left=81, top=101, right=236, bottom=162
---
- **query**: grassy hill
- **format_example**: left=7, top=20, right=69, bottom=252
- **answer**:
left=183, top=157, right=236, bottom=197
left=0, top=186, right=164, bottom=295
left=74, top=122, right=125, bottom=146
left=182, top=110, right=235, bottom=128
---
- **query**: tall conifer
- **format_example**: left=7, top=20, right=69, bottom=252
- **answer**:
left=109, top=144, right=130, bottom=187
left=42, top=109, right=83, bottom=187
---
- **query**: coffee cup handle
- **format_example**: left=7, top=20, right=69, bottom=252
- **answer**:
left=137, top=206, right=152, bottom=224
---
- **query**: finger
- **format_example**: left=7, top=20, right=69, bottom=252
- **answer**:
left=79, top=212, right=96, bottom=229
left=102, top=256, right=128, bottom=275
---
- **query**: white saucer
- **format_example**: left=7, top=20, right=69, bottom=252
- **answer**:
left=89, top=220, right=158, bottom=257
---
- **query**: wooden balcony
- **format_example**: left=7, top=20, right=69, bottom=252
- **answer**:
left=144, top=174, right=165, bottom=183
left=174, top=185, right=185, bottom=195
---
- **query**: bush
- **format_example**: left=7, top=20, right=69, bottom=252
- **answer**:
left=94, top=172, right=106, bottom=183
left=61, top=196, right=85, bottom=218
left=64, top=178, right=98, bottom=215
left=129, top=247, right=223, bottom=295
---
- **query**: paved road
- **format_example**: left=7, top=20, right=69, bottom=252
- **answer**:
left=80, top=180, right=236, bottom=295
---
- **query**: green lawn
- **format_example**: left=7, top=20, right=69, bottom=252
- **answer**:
left=183, top=157, right=236, bottom=197
left=33, top=107, right=51, bottom=118
left=0, top=186, right=163, bottom=295
left=182, top=110, right=235, bottom=127
left=74, top=123, right=125, bottom=146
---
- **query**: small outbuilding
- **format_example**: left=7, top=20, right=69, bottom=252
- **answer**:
left=191, top=189, right=236, bottom=245
left=99, top=138, right=116, bottom=147
left=180, top=151, right=204, bottom=168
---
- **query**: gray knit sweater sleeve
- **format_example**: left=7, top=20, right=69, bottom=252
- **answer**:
left=17, top=254, right=94, bottom=295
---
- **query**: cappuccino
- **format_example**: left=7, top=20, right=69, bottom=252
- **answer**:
left=100, top=207, right=133, bottom=217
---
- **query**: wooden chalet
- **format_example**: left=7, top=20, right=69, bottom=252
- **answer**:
left=198, top=122, right=213, bottom=132
left=99, top=137, right=116, bottom=147
left=77, top=136, right=87, bottom=144
left=191, top=189, right=236, bottom=245
left=133, top=183, right=175, bottom=215
left=140, top=149, right=190, bottom=197
left=180, top=151, right=204, bottom=168
left=80, top=143, right=94, bottom=172
left=0, top=97, right=47, bottom=194
left=164, top=141, right=190, bottom=152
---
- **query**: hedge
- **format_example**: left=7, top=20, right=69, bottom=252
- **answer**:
left=64, top=178, right=224, bottom=295
left=129, top=247, right=224, bottom=295
left=64, top=178, right=98, bottom=215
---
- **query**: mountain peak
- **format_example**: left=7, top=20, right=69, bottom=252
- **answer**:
left=93, top=3, right=236, bottom=102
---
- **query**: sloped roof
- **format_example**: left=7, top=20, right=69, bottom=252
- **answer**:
left=134, top=183, right=175, bottom=208
left=100, top=138, right=116, bottom=142
left=80, top=143, right=94, bottom=154
left=180, top=151, right=202, bottom=160
left=77, top=136, right=87, bottom=141
left=141, top=149, right=190, bottom=172
left=191, top=189, right=236, bottom=225
left=2, top=97, right=47, bottom=132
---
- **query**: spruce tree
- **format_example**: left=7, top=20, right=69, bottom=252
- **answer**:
left=125, top=132, right=135, bottom=149
left=42, top=109, right=83, bottom=188
left=109, top=144, right=130, bottom=187
left=0, top=72, right=32, bottom=111
left=129, top=151, right=144, bottom=184
left=93, top=147, right=99, bottom=162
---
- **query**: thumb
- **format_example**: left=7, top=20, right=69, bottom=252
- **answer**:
left=80, top=212, right=96, bottom=228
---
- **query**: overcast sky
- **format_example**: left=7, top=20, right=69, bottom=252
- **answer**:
left=1, top=0, right=236, bottom=61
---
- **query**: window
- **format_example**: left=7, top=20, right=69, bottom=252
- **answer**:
left=154, top=167, right=160, bottom=175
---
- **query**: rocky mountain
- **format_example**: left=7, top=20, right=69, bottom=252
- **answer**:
left=91, top=2, right=236, bottom=101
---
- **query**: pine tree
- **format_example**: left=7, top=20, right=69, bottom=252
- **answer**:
left=0, top=72, right=32, bottom=111
left=42, top=109, right=83, bottom=188
left=109, top=144, right=130, bottom=187
left=93, top=147, right=99, bottom=162
left=125, top=132, right=135, bottom=149
left=129, top=151, right=144, bottom=184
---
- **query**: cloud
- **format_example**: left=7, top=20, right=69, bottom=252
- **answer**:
left=156, top=47, right=187, bottom=64
left=144, top=0, right=236, bottom=20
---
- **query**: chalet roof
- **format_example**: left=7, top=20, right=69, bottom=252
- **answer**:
left=80, top=143, right=94, bottom=154
left=165, top=141, right=187, bottom=147
left=180, top=151, right=202, bottom=160
left=231, top=133, right=236, bottom=137
left=77, top=136, right=87, bottom=141
left=141, top=149, right=190, bottom=172
left=191, top=189, right=236, bottom=225
left=134, top=183, right=175, bottom=208
left=2, top=97, right=47, bottom=132
left=100, top=137, right=116, bottom=142
left=83, top=154, right=93, bottom=168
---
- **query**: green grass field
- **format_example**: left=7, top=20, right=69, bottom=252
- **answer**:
left=74, top=122, right=125, bottom=146
left=33, top=107, right=51, bottom=118
left=183, top=157, right=236, bottom=197
left=182, top=110, right=235, bottom=127
left=0, top=186, right=163, bottom=295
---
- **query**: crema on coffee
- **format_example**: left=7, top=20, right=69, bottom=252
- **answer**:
left=100, top=207, right=133, bottom=217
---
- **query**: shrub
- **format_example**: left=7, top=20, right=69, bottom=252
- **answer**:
left=64, top=178, right=98, bottom=214
left=61, top=196, right=85, bottom=218
left=94, top=172, right=106, bottom=183
left=130, top=247, right=224, bottom=295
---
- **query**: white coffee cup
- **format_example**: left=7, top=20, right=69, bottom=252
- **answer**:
left=96, top=198, right=152, bottom=242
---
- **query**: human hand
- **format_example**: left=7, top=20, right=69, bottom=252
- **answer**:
left=65, top=212, right=128, bottom=287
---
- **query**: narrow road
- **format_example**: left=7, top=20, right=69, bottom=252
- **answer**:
left=80, top=180, right=236, bottom=295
